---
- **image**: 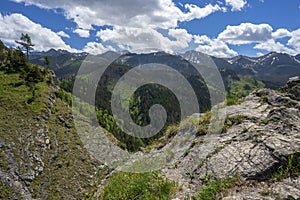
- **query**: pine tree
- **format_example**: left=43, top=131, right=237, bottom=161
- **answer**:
left=15, top=33, right=34, bottom=59
left=44, top=56, right=50, bottom=70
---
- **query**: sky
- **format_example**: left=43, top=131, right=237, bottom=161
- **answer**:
left=0, top=0, right=299, bottom=57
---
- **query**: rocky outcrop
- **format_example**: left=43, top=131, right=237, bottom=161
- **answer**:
left=161, top=76, right=300, bottom=199
left=1, top=71, right=299, bottom=199
left=223, top=176, right=300, bottom=200
left=0, top=85, right=99, bottom=199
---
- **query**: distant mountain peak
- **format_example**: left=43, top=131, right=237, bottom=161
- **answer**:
left=29, top=48, right=88, bottom=59
left=295, top=54, right=300, bottom=62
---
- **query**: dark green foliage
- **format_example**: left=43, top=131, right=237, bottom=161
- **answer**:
left=0, top=40, right=48, bottom=85
left=126, top=83, right=183, bottom=147
left=272, top=153, right=300, bottom=181
left=44, top=56, right=50, bottom=70
left=58, top=76, right=75, bottom=93
left=23, top=64, right=44, bottom=83
left=43, top=56, right=51, bottom=80
left=243, top=84, right=251, bottom=90
left=56, top=89, right=72, bottom=106
left=95, top=108, right=145, bottom=152
left=0, top=47, right=27, bottom=73
left=30, top=52, right=86, bottom=78
left=225, top=75, right=264, bottom=105
left=63, top=59, right=211, bottom=151
left=15, top=33, right=34, bottom=59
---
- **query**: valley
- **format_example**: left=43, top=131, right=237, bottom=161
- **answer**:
left=0, top=40, right=299, bottom=199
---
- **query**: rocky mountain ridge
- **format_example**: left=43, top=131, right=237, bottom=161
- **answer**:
left=30, top=49, right=300, bottom=89
left=1, top=40, right=299, bottom=198
left=160, top=76, right=300, bottom=199
left=0, top=71, right=101, bottom=199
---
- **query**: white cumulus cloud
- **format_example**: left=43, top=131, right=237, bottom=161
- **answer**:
left=194, top=35, right=238, bottom=57
left=56, top=31, right=70, bottom=38
left=287, top=29, right=300, bottom=52
left=225, top=0, right=247, bottom=11
left=254, top=39, right=297, bottom=55
left=83, top=42, right=115, bottom=55
left=73, top=28, right=90, bottom=38
left=180, top=4, right=225, bottom=21
left=218, top=23, right=273, bottom=44
left=97, top=27, right=192, bottom=52
left=11, top=0, right=225, bottom=30
left=0, top=13, right=77, bottom=52
left=271, top=28, right=292, bottom=39
left=10, top=0, right=229, bottom=53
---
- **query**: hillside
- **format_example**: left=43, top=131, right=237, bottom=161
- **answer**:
left=82, top=73, right=300, bottom=200
left=0, top=42, right=299, bottom=199
left=159, top=76, right=300, bottom=199
left=0, top=43, right=105, bottom=199
left=53, top=51, right=264, bottom=151
left=227, top=52, right=300, bottom=88
left=0, top=70, right=106, bottom=199
left=29, top=49, right=88, bottom=79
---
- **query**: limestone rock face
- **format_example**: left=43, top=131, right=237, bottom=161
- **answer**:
left=2, top=69, right=300, bottom=199
left=162, top=77, right=300, bottom=199
left=0, top=91, right=99, bottom=199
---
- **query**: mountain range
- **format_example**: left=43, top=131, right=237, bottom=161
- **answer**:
left=29, top=49, right=300, bottom=88
left=0, top=43, right=299, bottom=198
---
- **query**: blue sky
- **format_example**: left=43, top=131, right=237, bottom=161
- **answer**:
left=0, top=0, right=299, bottom=57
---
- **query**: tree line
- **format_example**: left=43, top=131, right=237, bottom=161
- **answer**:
left=0, top=33, right=51, bottom=83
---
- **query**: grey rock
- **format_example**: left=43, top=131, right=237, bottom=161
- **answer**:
left=55, top=161, right=63, bottom=169
left=223, top=177, right=300, bottom=200
left=65, top=122, right=72, bottom=128
left=58, top=116, right=65, bottom=123
left=45, top=138, right=50, bottom=145
left=37, top=128, right=44, bottom=134
left=197, top=141, right=278, bottom=180
left=271, top=177, right=300, bottom=199
left=162, top=83, right=300, bottom=198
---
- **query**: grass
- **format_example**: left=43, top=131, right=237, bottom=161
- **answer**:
left=145, top=115, right=201, bottom=152
left=226, top=96, right=244, bottom=106
left=0, top=181, right=20, bottom=199
left=259, top=119, right=270, bottom=125
left=192, top=176, right=239, bottom=200
left=259, top=93, right=269, bottom=102
left=226, top=76, right=264, bottom=106
left=272, top=153, right=300, bottom=181
left=196, top=111, right=211, bottom=135
left=0, top=71, right=97, bottom=199
left=222, top=115, right=245, bottom=133
left=260, top=189, right=271, bottom=197
left=98, top=172, right=177, bottom=200
left=227, top=115, right=245, bottom=124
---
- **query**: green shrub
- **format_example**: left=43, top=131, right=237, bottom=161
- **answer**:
left=196, top=111, right=211, bottom=135
left=100, top=172, right=176, bottom=200
left=194, top=176, right=239, bottom=200
left=272, top=153, right=300, bottom=181
left=56, top=89, right=72, bottom=106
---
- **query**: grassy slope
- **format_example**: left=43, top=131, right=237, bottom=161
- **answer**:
left=95, top=172, right=177, bottom=200
left=0, top=71, right=100, bottom=199
left=0, top=70, right=176, bottom=200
